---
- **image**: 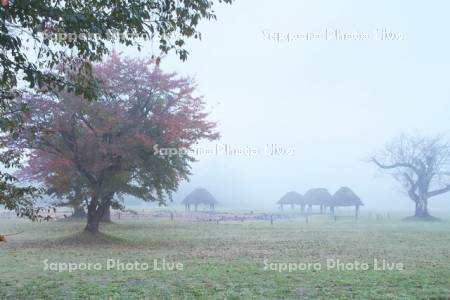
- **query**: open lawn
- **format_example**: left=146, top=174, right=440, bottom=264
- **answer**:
left=1, top=215, right=450, bottom=299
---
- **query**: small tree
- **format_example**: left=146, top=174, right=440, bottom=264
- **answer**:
left=372, top=134, right=450, bottom=220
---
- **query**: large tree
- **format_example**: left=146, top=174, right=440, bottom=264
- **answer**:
left=0, top=0, right=231, bottom=219
left=7, top=54, right=219, bottom=232
left=372, top=134, right=450, bottom=220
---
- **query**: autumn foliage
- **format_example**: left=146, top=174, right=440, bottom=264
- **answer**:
left=8, top=53, right=219, bottom=232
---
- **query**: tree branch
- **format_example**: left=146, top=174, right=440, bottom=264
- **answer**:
left=428, top=184, right=450, bottom=198
left=372, top=158, right=420, bottom=174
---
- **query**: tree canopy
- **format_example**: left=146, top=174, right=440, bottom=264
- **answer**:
left=7, top=53, right=219, bottom=232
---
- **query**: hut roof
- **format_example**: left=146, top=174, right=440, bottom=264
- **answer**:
left=277, top=191, right=304, bottom=205
left=331, top=187, right=364, bottom=207
left=303, top=188, right=333, bottom=205
left=182, top=188, right=218, bottom=205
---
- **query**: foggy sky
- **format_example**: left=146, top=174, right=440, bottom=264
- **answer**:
left=67, top=1, right=450, bottom=212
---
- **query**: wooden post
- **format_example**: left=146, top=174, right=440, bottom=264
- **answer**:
left=355, top=205, right=359, bottom=220
left=320, top=205, right=324, bottom=214
left=170, top=211, right=174, bottom=221
left=270, top=215, right=273, bottom=225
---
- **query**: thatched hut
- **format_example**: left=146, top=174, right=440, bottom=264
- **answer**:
left=277, top=191, right=304, bottom=210
left=329, top=187, right=364, bottom=219
left=182, top=188, right=218, bottom=211
left=303, top=188, right=333, bottom=214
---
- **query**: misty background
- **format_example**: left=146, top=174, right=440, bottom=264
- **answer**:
left=24, top=1, right=450, bottom=212
left=118, top=0, right=450, bottom=212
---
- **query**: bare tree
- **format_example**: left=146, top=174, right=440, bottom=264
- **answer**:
left=372, top=134, right=450, bottom=220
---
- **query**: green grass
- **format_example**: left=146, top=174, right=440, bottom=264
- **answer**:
left=1, top=215, right=450, bottom=299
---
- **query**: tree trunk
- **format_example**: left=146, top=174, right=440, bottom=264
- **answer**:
left=85, top=204, right=101, bottom=233
left=72, top=205, right=87, bottom=218
left=414, top=197, right=430, bottom=218
left=84, top=196, right=110, bottom=233
left=100, top=193, right=114, bottom=222
left=101, top=205, right=111, bottom=222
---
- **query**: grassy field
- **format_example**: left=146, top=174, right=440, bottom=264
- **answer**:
left=1, top=215, right=450, bottom=299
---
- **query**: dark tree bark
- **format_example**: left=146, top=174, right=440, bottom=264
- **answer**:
left=101, top=205, right=111, bottom=222
left=84, top=195, right=111, bottom=233
left=100, top=193, right=115, bottom=223
left=85, top=200, right=102, bottom=233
